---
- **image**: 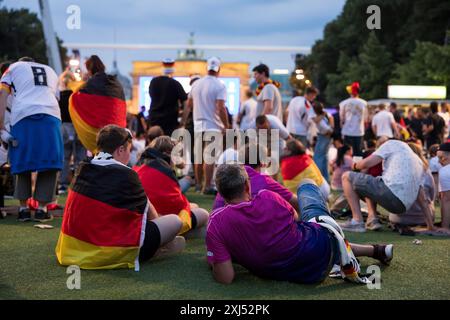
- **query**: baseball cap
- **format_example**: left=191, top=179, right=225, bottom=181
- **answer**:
left=438, top=142, right=450, bottom=152
left=207, top=57, right=221, bottom=72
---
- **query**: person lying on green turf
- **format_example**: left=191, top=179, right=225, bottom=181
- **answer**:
left=56, top=125, right=185, bottom=270
left=206, top=164, right=393, bottom=284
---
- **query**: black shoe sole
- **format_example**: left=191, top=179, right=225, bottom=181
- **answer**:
left=33, top=215, right=54, bottom=223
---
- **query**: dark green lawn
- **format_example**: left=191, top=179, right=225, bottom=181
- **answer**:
left=0, top=192, right=449, bottom=300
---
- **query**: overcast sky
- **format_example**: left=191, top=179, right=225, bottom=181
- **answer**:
left=4, top=0, right=346, bottom=77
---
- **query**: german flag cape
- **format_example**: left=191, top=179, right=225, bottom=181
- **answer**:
left=135, top=149, right=192, bottom=234
left=69, top=72, right=127, bottom=153
left=56, top=158, right=148, bottom=270
left=281, top=154, right=324, bottom=194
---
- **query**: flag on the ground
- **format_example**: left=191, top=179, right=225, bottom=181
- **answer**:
left=69, top=73, right=127, bottom=153
left=55, top=161, right=148, bottom=270
left=281, top=154, right=324, bottom=194
left=135, top=149, right=192, bottom=234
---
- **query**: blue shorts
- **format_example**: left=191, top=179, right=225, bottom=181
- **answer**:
left=10, top=114, right=63, bottom=174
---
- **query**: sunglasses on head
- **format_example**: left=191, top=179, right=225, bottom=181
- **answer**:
left=120, top=128, right=133, bottom=147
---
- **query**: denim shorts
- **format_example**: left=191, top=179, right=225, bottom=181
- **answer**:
left=347, top=172, right=406, bottom=214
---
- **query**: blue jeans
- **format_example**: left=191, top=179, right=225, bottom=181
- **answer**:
left=60, top=123, right=86, bottom=186
left=313, top=134, right=331, bottom=182
left=297, top=181, right=331, bottom=222
left=297, top=181, right=340, bottom=271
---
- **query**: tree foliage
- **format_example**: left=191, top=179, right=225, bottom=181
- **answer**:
left=304, top=0, right=450, bottom=103
left=0, top=1, right=67, bottom=69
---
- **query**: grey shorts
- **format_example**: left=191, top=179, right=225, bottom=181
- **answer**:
left=347, top=172, right=406, bottom=214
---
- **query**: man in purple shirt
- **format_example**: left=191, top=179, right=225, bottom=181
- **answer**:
left=213, top=143, right=299, bottom=212
left=207, top=164, right=394, bottom=284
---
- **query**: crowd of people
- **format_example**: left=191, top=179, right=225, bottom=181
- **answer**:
left=0, top=54, right=449, bottom=286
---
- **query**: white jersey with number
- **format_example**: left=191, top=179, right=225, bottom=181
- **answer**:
left=0, top=61, right=60, bottom=126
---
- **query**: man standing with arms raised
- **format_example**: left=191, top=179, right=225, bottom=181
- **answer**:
left=339, top=82, right=367, bottom=156
left=189, top=57, right=229, bottom=195
left=253, top=64, right=283, bottom=121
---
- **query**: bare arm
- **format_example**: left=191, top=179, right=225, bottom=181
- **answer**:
left=353, top=154, right=383, bottom=171
left=211, top=260, right=235, bottom=284
left=392, top=120, right=400, bottom=138
left=372, top=124, right=377, bottom=137
left=0, top=89, right=8, bottom=130
left=216, top=100, right=229, bottom=129
left=262, top=100, right=273, bottom=115
left=181, top=97, right=193, bottom=127
left=416, top=186, right=435, bottom=230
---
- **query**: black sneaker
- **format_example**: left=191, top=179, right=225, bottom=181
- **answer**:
left=373, top=244, right=394, bottom=265
left=17, top=209, right=32, bottom=222
left=34, top=209, right=53, bottom=222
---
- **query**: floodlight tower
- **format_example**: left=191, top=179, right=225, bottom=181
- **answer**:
left=38, top=0, right=62, bottom=74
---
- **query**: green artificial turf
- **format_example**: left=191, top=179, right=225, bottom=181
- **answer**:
left=0, top=191, right=449, bottom=300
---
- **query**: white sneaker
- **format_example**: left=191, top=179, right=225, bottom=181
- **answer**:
left=339, top=219, right=366, bottom=233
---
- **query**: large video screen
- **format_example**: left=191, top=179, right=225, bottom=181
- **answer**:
left=139, top=76, right=240, bottom=115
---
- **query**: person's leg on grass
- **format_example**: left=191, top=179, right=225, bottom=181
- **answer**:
left=350, top=243, right=393, bottom=265
left=184, top=207, right=209, bottom=239
left=151, top=214, right=186, bottom=258
left=34, top=170, right=59, bottom=221
left=297, top=179, right=330, bottom=222
left=14, top=172, right=32, bottom=221
left=203, top=163, right=215, bottom=192
left=59, top=123, right=72, bottom=189
left=365, top=197, right=382, bottom=231
left=340, top=172, right=365, bottom=232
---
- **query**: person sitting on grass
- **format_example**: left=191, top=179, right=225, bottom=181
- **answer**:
left=280, top=139, right=330, bottom=200
left=340, top=139, right=437, bottom=233
left=135, top=136, right=209, bottom=237
left=206, top=164, right=394, bottom=285
left=56, top=125, right=185, bottom=270
left=213, top=142, right=299, bottom=212
left=389, top=142, right=436, bottom=231
left=330, top=145, right=353, bottom=192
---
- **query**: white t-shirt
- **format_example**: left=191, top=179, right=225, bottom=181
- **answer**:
left=372, top=110, right=395, bottom=138
left=439, top=164, right=450, bottom=192
left=339, top=97, right=367, bottom=137
left=0, top=61, right=60, bottom=126
left=429, top=156, right=442, bottom=174
left=286, top=96, right=313, bottom=136
left=373, top=140, right=424, bottom=210
left=239, top=98, right=257, bottom=131
left=191, top=75, right=227, bottom=132
left=255, top=84, right=283, bottom=120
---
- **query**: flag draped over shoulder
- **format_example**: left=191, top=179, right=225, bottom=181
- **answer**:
left=135, top=149, right=192, bottom=235
left=56, top=160, right=148, bottom=270
left=69, top=72, right=127, bottom=153
left=281, top=154, right=324, bottom=194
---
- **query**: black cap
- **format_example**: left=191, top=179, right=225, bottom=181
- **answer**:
left=438, top=142, right=450, bottom=152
